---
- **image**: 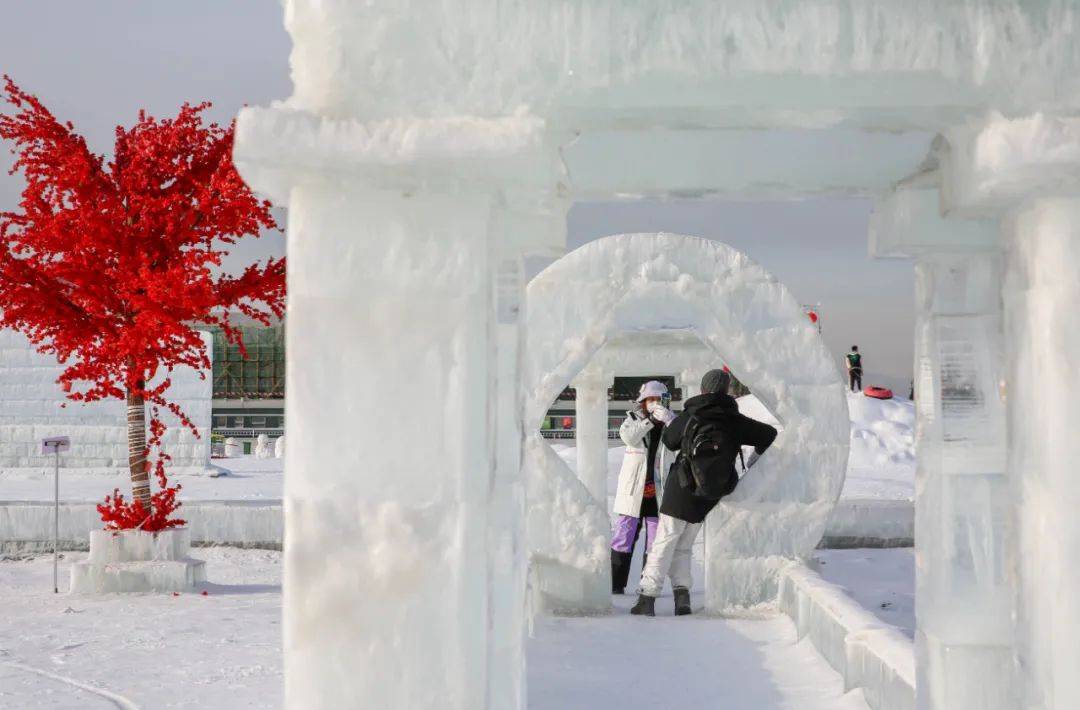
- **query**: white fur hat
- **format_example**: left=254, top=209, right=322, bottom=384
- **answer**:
left=636, top=380, right=669, bottom=402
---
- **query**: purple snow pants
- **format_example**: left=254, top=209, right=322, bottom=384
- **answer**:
left=611, top=514, right=659, bottom=554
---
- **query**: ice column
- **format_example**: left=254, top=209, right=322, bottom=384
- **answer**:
left=572, top=367, right=613, bottom=503
left=943, top=115, right=1080, bottom=710
left=870, top=185, right=1013, bottom=709
left=234, top=106, right=562, bottom=709
left=1004, top=201, right=1080, bottom=710
left=913, top=253, right=1013, bottom=709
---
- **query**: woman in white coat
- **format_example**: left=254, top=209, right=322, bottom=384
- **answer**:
left=610, top=380, right=675, bottom=594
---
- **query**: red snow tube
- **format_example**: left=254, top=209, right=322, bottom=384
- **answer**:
left=863, top=386, right=894, bottom=400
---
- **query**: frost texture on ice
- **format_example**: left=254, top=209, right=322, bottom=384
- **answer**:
left=944, top=113, right=1080, bottom=217
left=523, top=234, right=849, bottom=611
left=282, top=1, right=1080, bottom=126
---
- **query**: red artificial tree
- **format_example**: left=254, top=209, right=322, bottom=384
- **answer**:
left=0, top=77, right=284, bottom=531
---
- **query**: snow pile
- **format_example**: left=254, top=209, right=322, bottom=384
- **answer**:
left=742, top=391, right=914, bottom=500
left=844, top=393, right=915, bottom=499
left=523, top=234, right=849, bottom=612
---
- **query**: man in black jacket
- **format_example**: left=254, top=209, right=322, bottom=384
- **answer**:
left=630, top=368, right=777, bottom=616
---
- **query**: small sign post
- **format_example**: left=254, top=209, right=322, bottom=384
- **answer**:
left=41, top=436, right=70, bottom=593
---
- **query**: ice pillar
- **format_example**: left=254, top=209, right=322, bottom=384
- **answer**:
left=942, top=114, right=1080, bottom=710
left=1004, top=200, right=1080, bottom=710
left=282, top=187, right=500, bottom=709
left=572, top=368, right=613, bottom=504
left=234, top=103, right=562, bottom=708
left=870, top=184, right=1014, bottom=709
left=912, top=253, right=1014, bottom=709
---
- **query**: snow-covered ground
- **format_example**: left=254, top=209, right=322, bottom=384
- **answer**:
left=0, top=547, right=883, bottom=710
left=813, top=547, right=915, bottom=637
left=530, top=591, right=870, bottom=710
left=0, top=548, right=282, bottom=709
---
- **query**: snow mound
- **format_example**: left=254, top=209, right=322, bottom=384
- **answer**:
left=844, top=392, right=915, bottom=472
left=738, top=392, right=914, bottom=501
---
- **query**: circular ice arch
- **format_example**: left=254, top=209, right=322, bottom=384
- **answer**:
left=522, top=233, right=850, bottom=613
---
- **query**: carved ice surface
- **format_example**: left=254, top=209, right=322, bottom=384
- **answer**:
left=522, top=234, right=849, bottom=612
left=912, top=253, right=1014, bottom=709
left=282, top=0, right=1080, bottom=125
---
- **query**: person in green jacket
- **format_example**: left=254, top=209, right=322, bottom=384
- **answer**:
left=846, top=345, right=863, bottom=392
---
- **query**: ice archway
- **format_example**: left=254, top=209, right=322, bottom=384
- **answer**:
left=523, top=233, right=850, bottom=613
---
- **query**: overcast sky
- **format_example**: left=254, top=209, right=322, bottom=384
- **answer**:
left=0, top=2, right=915, bottom=390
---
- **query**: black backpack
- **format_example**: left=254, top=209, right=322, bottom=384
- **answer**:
left=676, top=414, right=745, bottom=500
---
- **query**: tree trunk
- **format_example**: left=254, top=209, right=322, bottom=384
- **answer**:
left=126, top=385, right=152, bottom=510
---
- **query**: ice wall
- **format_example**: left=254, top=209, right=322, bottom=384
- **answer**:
left=523, top=234, right=849, bottom=612
left=0, top=329, right=213, bottom=475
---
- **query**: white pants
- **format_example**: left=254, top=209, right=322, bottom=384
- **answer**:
left=639, top=514, right=702, bottom=597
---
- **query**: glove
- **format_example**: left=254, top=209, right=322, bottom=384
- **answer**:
left=647, top=402, right=673, bottom=423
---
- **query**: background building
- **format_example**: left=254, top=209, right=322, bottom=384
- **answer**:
left=210, top=323, right=284, bottom=454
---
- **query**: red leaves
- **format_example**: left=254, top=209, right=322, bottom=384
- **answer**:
left=97, top=460, right=185, bottom=532
left=0, top=76, right=282, bottom=419
left=1, top=77, right=284, bottom=528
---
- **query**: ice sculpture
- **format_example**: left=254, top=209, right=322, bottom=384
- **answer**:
left=872, top=178, right=1013, bottom=709
left=236, top=2, right=1080, bottom=708
left=523, top=234, right=850, bottom=612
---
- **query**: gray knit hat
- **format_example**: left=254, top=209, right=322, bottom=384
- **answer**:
left=701, top=368, right=731, bottom=395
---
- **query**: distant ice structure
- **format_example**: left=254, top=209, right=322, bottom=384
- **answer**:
left=0, top=330, right=213, bottom=476
left=254, top=434, right=273, bottom=459
left=223, top=438, right=241, bottom=458
left=523, top=234, right=849, bottom=612
left=274, top=435, right=285, bottom=460
left=234, top=3, right=1080, bottom=709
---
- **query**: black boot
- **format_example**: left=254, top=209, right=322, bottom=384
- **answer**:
left=673, top=587, right=692, bottom=616
left=630, top=594, right=656, bottom=616
left=611, top=550, right=632, bottom=594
